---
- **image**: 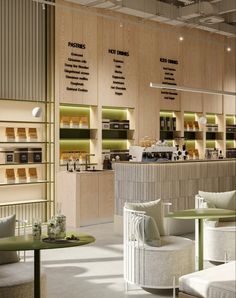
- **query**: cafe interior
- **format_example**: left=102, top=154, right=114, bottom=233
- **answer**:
left=0, top=0, right=235, bottom=297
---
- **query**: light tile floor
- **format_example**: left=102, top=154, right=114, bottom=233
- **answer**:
left=25, top=223, right=197, bottom=298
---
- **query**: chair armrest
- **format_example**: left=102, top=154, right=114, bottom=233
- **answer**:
left=162, top=203, right=172, bottom=236
left=195, top=194, right=205, bottom=208
left=16, top=219, right=28, bottom=236
left=162, top=202, right=172, bottom=216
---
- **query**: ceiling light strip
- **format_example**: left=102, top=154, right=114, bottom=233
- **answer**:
left=150, top=83, right=236, bottom=97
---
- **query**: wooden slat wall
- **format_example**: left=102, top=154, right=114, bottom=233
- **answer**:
left=55, top=0, right=236, bottom=142
left=0, top=0, right=46, bottom=101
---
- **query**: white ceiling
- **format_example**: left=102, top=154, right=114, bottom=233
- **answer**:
left=65, top=0, right=236, bottom=37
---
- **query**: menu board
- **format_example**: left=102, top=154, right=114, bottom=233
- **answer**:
left=108, top=49, right=129, bottom=96
left=160, top=57, right=179, bottom=101
left=64, top=41, right=90, bottom=93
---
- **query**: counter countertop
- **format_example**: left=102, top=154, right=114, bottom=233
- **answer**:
left=61, top=170, right=114, bottom=174
left=115, top=158, right=236, bottom=165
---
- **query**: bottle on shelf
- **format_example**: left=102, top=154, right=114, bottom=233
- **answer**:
left=166, top=117, right=171, bottom=131
left=172, top=117, right=176, bottom=131
left=160, top=117, right=165, bottom=130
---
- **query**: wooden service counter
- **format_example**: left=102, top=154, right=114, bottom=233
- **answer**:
left=113, top=159, right=236, bottom=234
left=58, top=170, right=114, bottom=228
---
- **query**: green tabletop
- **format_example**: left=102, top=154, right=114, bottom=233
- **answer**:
left=0, top=232, right=95, bottom=298
left=165, top=208, right=236, bottom=220
left=0, top=233, right=95, bottom=251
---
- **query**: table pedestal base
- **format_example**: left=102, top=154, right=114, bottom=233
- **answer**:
left=34, top=249, right=41, bottom=298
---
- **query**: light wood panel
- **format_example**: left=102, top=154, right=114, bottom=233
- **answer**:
left=202, top=32, right=224, bottom=114
left=98, top=18, right=138, bottom=108
left=80, top=173, right=99, bottom=222
left=157, top=25, right=181, bottom=111
left=58, top=171, right=114, bottom=227
left=137, top=25, right=160, bottom=140
left=223, top=40, right=236, bottom=115
left=56, top=0, right=98, bottom=105
left=181, top=29, right=203, bottom=112
left=98, top=172, right=114, bottom=219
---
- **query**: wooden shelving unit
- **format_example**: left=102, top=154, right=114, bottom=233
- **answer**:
left=0, top=99, right=55, bottom=223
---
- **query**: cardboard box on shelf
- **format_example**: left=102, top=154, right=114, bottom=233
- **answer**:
left=17, top=168, right=27, bottom=182
left=5, top=168, right=15, bottom=183
left=79, top=116, right=89, bottom=128
left=17, top=128, right=27, bottom=140
left=70, top=117, right=80, bottom=128
left=193, top=121, right=199, bottom=131
left=5, top=127, right=15, bottom=141
left=28, top=167, right=38, bottom=181
left=60, top=116, right=70, bottom=128
left=187, top=121, right=194, bottom=131
left=28, top=128, right=38, bottom=140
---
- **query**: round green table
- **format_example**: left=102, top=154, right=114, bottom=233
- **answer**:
left=165, top=208, right=236, bottom=271
left=0, top=233, right=95, bottom=298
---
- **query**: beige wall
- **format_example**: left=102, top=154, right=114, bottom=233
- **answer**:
left=55, top=0, right=236, bottom=142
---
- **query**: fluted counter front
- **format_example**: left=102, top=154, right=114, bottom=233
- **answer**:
left=113, top=160, right=236, bottom=234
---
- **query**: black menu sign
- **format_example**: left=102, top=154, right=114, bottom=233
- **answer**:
left=64, top=42, right=90, bottom=93
left=160, top=57, right=179, bottom=100
left=108, top=49, right=129, bottom=96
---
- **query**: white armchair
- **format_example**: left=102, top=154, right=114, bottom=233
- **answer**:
left=124, top=200, right=195, bottom=292
left=195, top=191, right=236, bottom=262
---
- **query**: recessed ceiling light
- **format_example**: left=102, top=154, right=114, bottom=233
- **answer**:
left=179, top=36, right=184, bottom=41
left=227, top=47, right=231, bottom=52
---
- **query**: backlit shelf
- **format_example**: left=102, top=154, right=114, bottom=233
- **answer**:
left=0, top=180, right=54, bottom=187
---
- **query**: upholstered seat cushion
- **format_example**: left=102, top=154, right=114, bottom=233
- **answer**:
left=125, top=199, right=165, bottom=235
left=179, top=261, right=236, bottom=298
left=0, top=214, right=19, bottom=265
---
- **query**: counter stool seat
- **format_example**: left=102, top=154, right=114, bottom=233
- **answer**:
left=126, top=236, right=195, bottom=289
left=0, top=262, right=46, bottom=298
left=204, top=221, right=236, bottom=262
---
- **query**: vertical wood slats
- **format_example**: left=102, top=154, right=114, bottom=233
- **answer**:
left=0, top=0, right=46, bottom=101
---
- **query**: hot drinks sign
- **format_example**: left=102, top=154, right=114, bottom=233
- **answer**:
left=108, top=48, right=129, bottom=96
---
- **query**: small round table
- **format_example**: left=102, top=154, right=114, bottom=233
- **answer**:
left=165, top=208, right=236, bottom=270
left=0, top=233, right=95, bottom=298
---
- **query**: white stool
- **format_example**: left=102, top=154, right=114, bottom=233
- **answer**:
left=204, top=221, right=236, bottom=262
left=0, top=262, right=47, bottom=298
left=125, top=236, right=195, bottom=289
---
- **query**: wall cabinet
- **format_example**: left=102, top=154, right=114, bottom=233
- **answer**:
left=58, top=170, right=114, bottom=228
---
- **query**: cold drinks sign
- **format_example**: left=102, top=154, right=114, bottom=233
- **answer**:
left=160, top=57, right=179, bottom=101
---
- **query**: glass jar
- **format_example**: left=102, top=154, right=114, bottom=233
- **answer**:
left=32, top=220, right=42, bottom=240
